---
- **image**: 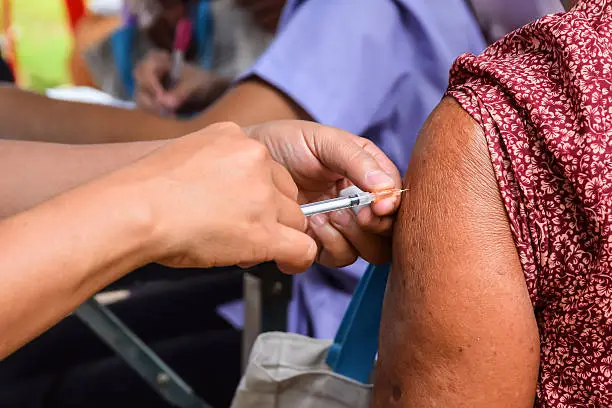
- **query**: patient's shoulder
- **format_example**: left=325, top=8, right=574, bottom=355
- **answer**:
left=397, top=96, right=507, bottom=234
left=375, top=96, right=540, bottom=408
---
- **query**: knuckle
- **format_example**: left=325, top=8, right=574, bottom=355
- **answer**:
left=147, top=50, right=161, bottom=59
left=135, top=95, right=147, bottom=108
left=204, top=122, right=247, bottom=142
left=247, top=183, right=276, bottom=212
left=258, top=182, right=277, bottom=205
left=364, top=216, right=393, bottom=235
left=209, top=121, right=243, bottom=134
left=243, top=139, right=270, bottom=162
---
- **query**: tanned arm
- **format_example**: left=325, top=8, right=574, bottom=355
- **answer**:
left=0, top=78, right=307, bottom=144
left=0, top=174, right=155, bottom=357
left=0, top=85, right=189, bottom=143
left=189, top=77, right=310, bottom=128
left=0, top=139, right=165, bottom=217
left=372, top=98, right=540, bottom=407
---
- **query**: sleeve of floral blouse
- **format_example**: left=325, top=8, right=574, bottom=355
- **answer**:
left=371, top=97, right=541, bottom=407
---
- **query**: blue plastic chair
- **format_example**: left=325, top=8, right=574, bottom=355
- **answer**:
left=326, top=263, right=391, bottom=383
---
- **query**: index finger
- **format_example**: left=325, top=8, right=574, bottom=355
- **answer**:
left=134, top=55, right=170, bottom=97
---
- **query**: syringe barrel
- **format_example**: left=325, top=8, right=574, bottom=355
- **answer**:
left=301, top=195, right=361, bottom=217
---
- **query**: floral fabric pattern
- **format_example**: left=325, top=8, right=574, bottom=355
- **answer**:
left=447, top=0, right=612, bottom=406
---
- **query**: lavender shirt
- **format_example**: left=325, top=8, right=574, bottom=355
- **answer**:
left=219, top=0, right=559, bottom=340
left=468, top=0, right=564, bottom=43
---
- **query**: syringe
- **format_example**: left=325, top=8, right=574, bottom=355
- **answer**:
left=300, top=189, right=406, bottom=217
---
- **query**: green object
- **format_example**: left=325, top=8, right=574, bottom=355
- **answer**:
left=10, top=0, right=72, bottom=90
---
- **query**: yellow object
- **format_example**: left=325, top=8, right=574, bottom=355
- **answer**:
left=0, top=0, right=75, bottom=90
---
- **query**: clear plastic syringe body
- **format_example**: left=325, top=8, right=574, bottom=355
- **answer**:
left=300, top=193, right=375, bottom=217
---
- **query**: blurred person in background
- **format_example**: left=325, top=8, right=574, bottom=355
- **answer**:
left=134, top=0, right=562, bottom=119
left=132, top=0, right=285, bottom=114
left=78, top=0, right=278, bottom=112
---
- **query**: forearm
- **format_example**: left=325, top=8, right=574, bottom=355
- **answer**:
left=0, top=78, right=306, bottom=143
left=189, top=78, right=310, bottom=129
left=0, top=86, right=190, bottom=143
left=0, top=139, right=166, bottom=218
left=0, top=176, right=156, bottom=357
left=204, top=75, right=232, bottom=105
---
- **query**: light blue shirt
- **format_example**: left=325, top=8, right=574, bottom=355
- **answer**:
left=219, top=0, right=486, bottom=339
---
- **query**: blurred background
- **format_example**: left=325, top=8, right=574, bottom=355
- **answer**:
left=0, top=0, right=121, bottom=91
left=1, top=0, right=73, bottom=90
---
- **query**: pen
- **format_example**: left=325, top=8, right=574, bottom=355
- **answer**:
left=169, top=18, right=192, bottom=88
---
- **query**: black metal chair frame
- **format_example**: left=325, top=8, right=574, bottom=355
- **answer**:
left=75, top=263, right=293, bottom=408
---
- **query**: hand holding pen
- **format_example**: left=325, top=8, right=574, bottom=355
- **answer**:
left=168, top=18, right=192, bottom=90
left=156, top=18, right=192, bottom=116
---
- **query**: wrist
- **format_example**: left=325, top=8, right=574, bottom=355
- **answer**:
left=87, top=173, right=166, bottom=268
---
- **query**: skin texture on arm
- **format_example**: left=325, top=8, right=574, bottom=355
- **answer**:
left=190, top=77, right=310, bottom=127
left=372, top=98, right=540, bottom=407
left=0, top=173, right=158, bottom=357
left=0, top=139, right=165, bottom=218
left=0, top=85, right=191, bottom=144
left=0, top=78, right=305, bottom=144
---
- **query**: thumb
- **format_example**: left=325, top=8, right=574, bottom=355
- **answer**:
left=272, top=226, right=318, bottom=274
left=305, top=123, right=402, bottom=215
left=309, top=125, right=400, bottom=190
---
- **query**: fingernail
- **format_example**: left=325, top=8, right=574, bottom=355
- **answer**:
left=374, top=198, right=395, bottom=215
left=330, top=209, right=352, bottom=227
left=366, top=170, right=394, bottom=189
left=309, top=214, right=326, bottom=226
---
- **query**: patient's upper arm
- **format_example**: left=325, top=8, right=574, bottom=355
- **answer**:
left=372, top=98, right=540, bottom=407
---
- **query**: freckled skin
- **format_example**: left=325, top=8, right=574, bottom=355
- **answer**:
left=371, top=98, right=540, bottom=408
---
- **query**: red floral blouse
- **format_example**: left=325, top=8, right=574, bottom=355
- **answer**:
left=447, top=0, right=612, bottom=406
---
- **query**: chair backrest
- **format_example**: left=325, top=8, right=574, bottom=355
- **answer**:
left=326, top=263, right=391, bottom=384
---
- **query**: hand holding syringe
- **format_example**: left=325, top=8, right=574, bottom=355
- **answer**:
left=301, top=188, right=407, bottom=217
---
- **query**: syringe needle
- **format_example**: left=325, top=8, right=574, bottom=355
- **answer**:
left=372, top=188, right=409, bottom=202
